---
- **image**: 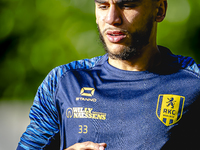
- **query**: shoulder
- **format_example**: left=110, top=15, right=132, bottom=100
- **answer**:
left=33, top=55, right=106, bottom=119
left=159, top=46, right=200, bottom=77
left=50, top=55, right=104, bottom=79
left=174, top=54, right=200, bottom=76
left=40, top=55, right=105, bottom=94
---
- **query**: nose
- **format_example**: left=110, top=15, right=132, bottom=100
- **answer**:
left=105, top=5, right=122, bottom=26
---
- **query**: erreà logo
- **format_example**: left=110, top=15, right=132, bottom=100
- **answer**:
left=80, top=87, right=95, bottom=97
left=156, top=94, right=185, bottom=126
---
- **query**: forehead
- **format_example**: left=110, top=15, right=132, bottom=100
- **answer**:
left=95, top=0, right=143, bottom=3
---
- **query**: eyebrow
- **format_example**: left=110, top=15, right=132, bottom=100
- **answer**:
left=95, top=0, right=141, bottom=4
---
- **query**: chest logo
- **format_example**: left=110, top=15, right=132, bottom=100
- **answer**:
left=80, top=87, right=95, bottom=97
left=156, top=94, right=185, bottom=126
left=66, top=107, right=106, bottom=120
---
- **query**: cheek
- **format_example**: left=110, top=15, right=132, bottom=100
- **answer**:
left=96, top=17, right=99, bottom=24
left=123, top=10, right=139, bottom=23
left=95, top=11, right=99, bottom=24
left=96, top=15, right=106, bottom=32
left=96, top=15, right=106, bottom=25
left=124, top=10, right=150, bottom=32
left=95, top=9, right=107, bottom=25
left=123, top=10, right=141, bottom=29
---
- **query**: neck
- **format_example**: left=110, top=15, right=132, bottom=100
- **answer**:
left=108, top=45, right=161, bottom=71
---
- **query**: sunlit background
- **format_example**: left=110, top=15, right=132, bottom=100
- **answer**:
left=0, top=0, right=200, bottom=149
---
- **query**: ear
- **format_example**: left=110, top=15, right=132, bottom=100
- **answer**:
left=156, top=0, right=167, bottom=22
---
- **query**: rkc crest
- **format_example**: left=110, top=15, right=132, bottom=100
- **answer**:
left=156, top=94, right=185, bottom=126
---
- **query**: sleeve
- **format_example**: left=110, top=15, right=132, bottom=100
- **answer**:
left=16, top=56, right=103, bottom=150
left=16, top=68, right=60, bottom=150
left=178, top=55, right=200, bottom=76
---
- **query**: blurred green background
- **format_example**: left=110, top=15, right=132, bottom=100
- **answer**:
left=0, top=0, right=200, bottom=101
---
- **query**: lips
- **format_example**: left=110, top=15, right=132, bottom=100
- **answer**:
left=106, top=31, right=127, bottom=43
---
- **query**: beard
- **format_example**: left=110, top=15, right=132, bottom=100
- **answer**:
left=97, top=16, right=154, bottom=60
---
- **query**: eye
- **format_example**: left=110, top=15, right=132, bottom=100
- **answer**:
left=120, top=3, right=137, bottom=9
left=98, top=4, right=109, bottom=10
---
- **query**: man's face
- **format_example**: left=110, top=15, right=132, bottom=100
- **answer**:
left=95, top=0, right=157, bottom=60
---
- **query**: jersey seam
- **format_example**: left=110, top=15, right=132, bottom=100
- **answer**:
left=180, top=68, right=200, bottom=78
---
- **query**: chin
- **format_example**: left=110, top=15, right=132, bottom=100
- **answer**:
left=106, top=45, right=125, bottom=54
left=108, top=45, right=124, bottom=53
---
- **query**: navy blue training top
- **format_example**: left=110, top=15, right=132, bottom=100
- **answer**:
left=17, top=46, right=200, bottom=150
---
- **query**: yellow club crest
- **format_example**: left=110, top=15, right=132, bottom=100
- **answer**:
left=156, top=94, right=185, bottom=126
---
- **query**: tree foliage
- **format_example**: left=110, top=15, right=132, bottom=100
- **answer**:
left=0, top=0, right=199, bottom=100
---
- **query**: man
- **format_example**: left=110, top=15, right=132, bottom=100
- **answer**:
left=17, top=0, right=200, bottom=149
